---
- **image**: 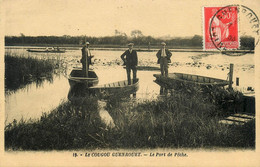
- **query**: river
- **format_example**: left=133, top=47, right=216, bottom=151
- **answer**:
left=4, top=47, right=255, bottom=124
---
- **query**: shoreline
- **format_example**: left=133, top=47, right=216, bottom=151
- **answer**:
left=4, top=85, right=255, bottom=150
left=5, top=45, right=254, bottom=53
left=4, top=50, right=255, bottom=150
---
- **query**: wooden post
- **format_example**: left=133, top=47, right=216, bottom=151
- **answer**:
left=85, top=56, right=89, bottom=78
left=229, top=64, right=234, bottom=89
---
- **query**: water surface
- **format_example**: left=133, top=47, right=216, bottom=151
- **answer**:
left=5, top=47, right=255, bottom=124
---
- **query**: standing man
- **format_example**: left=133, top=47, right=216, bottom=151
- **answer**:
left=81, top=42, right=93, bottom=77
left=156, top=42, right=172, bottom=77
left=121, top=43, right=138, bottom=85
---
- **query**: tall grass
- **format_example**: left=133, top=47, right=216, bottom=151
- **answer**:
left=158, top=81, right=245, bottom=116
left=5, top=86, right=254, bottom=150
left=106, top=92, right=254, bottom=148
left=5, top=53, right=59, bottom=91
left=5, top=96, right=103, bottom=150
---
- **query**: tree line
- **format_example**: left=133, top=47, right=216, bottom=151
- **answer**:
left=5, top=34, right=254, bottom=49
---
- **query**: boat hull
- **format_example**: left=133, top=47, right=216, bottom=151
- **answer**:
left=153, top=73, right=229, bottom=89
left=89, top=78, right=139, bottom=97
left=68, top=69, right=99, bottom=89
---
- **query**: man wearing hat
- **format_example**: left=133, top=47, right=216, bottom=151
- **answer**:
left=156, top=42, right=172, bottom=77
left=121, top=43, right=138, bottom=85
left=81, top=42, right=93, bottom=77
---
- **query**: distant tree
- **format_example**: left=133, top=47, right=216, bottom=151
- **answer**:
left=5, top=34, right=204, bottom=48
left=114, top=29, right=127, bottom=37
left=20, top=33, right=26, bottom=44
left=191, top=35, right=202, bottom=46
left=115, top=29, right=121, bottom=36
left=131, top=30, right=143, bottom=38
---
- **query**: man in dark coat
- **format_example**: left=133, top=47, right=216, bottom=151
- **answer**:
left=81, top=42, right=93, bottom=77
left=121, top=43, right=138, bottom=85
left=156, top=42, right=172, bottom=77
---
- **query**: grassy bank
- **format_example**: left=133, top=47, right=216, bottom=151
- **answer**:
left=5, top=53, right=59, bottom=91
left=5, top=86, right=254, bottom=150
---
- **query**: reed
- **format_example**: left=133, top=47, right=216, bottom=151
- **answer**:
left=5, top=53, right=59, bottom=91
left=106, top=92, right=254, bottom=148
left=5, top=96, right=103, bottom=150
left=4, top=87, right=254, bottom=150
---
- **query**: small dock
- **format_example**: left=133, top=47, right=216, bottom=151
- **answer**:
left=219, top=90, right=255, bottom=125
left=219, top=113, right=255, bottom=125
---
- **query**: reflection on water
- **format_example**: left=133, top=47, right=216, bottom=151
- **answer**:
left=67, top=83, right=92, bottom=101
left=5, top=74, right=70, bottom=124
left=5, top=67, right=159, bottom=124
left=5, top=75, right=54, bottom=96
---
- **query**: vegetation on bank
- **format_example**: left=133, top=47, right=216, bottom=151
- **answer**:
left=5, top=53, right=59, bottom=91
left=5, top=35, right=202, bottom=48
left=5, top=85, right=255, bottom=150
left=5, top=34, right=255, bottom=50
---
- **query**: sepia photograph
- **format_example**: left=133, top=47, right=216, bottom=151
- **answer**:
left=0, top=0, right=259, bottom=166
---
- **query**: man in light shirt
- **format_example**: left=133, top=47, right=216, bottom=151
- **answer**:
left=121, top=43, right=138, bottom=85
left=156, top=42, right=172, bottom=77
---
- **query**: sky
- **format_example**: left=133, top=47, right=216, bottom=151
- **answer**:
left=3, top=0, right=260, bottom=37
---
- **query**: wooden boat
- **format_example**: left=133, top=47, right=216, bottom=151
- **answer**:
left=68, top=68, right=99, bottom=88
left=153, top=73, right=229, bottom=88
left=89, top=78, right=139, bottom=97
left=27, top=48, right=66, bottom=53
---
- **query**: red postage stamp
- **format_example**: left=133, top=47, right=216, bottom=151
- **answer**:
left=203, top=6, right=239, bottom=50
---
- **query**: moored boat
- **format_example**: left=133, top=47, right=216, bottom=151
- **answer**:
left=27, top=48, right=66, bottom=53
left=153, top=73, right=229, bottom=88
left=89, top=78, right=139, bottom=97
left=68, top=68, right=99, bottom=88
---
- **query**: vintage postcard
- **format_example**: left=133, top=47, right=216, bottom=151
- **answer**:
left=0, top=0, right=259, bottom=166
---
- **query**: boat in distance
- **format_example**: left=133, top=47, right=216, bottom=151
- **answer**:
left=27, top=47, right=66, bottom=53
left=68, top=68, right=99, bottom=88
left=153, top=73, right=229, bottom=88
left=89, top=78, right=139, bottom=97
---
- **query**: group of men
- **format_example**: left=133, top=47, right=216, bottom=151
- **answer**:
left=81, top=42, right=172, bottom=85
